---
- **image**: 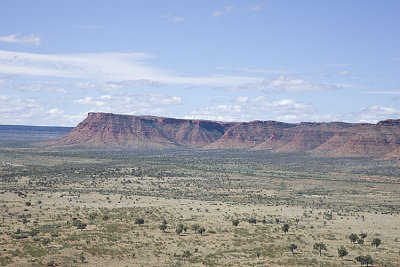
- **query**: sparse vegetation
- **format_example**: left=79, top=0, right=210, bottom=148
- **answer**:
left=355, top=255, right=374, bottom=266
left=313, top=242, right=327, bottom=256
left=349, top=233, right=358, bottom=243
left=337, top=246, right=348, bottom=259
left=288, top=244, right=297, bottom=254
left=282, top=223, right=290, bottom=234
left=0, top=147, right=399, bottom=266
left=134, top=218, right=144, bottom=225
left=372, top=238, right=381, bottom=248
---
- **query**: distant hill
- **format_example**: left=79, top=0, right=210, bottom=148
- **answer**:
left=0, top=125, right=73, bottom=147
left=43, top=112, right=400, bottom=158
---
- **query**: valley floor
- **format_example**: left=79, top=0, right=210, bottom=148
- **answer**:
left=0, top=149, right=399, bottom=266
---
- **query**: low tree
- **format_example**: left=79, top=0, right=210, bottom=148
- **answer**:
left=262, top=216, right=267, bottom=224
left=282, top=224, right=289, bottom=234
left=355, top=255, right=374, bottom=267
left=76, top=221, right=87, bottom=230
left=72, top=219, right=87, bottom=229
left=357, top=238, right=364, bottom=245
left=248, top=218, right=257, bottom=225
left=349, top=233, right=358, bottom=243
left=135, top=218, right=144, bottom=225
left=42, top=238, right=51, bottom=247
left=198, top=227, right=206, bottom=235
left=176, top=223, right=184, bottom=235
left=29, top=229, right=39, bottom=237
left=371, top=238, right=381, bottom=248
left=364, top=255, right=373, bottom=266
left=159, top=224, right=167, bottom=232
left=360, top=233, right=367, bottom=240
left=313, top=242, right=327, bottom=256
left=176, top=227, right=183, bottom=235
left=355, top=255, right=365, bottom=266
left=79, top=253, right=86, bottom=263
left=337, top=246, right=348, bottom=259
left=288, top=244, right=297, bottom=254
left=232, top=219, right=239, bottom=227
left=191, top=224, right=200, bottom=233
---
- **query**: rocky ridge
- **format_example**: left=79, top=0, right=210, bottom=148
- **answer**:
left=48, top=112, right=400, bottom=158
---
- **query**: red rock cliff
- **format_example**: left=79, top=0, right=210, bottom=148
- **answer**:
left=49, top=112, right=400, bottom=158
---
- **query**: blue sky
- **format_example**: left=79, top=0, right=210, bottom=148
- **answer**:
left=0, top=0, right=400, bottom=126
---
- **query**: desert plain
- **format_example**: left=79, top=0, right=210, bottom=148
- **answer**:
left=0, top=141, right=399, bottom=266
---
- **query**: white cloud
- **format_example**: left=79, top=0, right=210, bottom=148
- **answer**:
left=225, top=5, right=234, bottom=12
left=45, top=108, right=86, bottom=125
left=163, top=14, right=184, bottom=22
left=0, top=33, right=40, bottom=45
left=366, top=90, right=400, bottom=95
left=351, top=105, right=400, bottom=123
left=213, top=5, right=234, bottom=18
left=47, top=108, right=64, bottom=116
left=236, top=96, right=248, bottom=103
left=72, top=93, right=182, bottom=115
left=104, top=79, right=161, bottom=90
left=249, top=4, right=263, bottom=11
left=229, top=75, right=342, bottom=93
left=73, top=96, right=108, bottom=107
left=0, top=50, right=263, bottom=86
left=215, top=65, right=284, bottom=75
left=325, top=63, right=351, bottom=67
left=0, top=95, right=85, bottom=126
left=0, top=95, right=43, bottom=124
left=4, top=83, right=67, bottom=93
left=72, top=80, right=160, bottom=91
left=337, top=70, right=349, bottom=76
left=73, top=25, right=119, bottom=32
left=185, top=96, right=315, bottom=122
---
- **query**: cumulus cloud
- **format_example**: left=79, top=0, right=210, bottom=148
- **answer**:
left=0, top=50, right=262, bottom=86
left=0, top=33, right=40, bottom=45
left=45, top=108, right=87, bottom=125
left=0, top=95, right=43, bottom=124
left=229, top=75, right=342, bottom=93
left=185, top=96, right=316, bottom=122
left=0, top=95, right=85, bottom=126
left=351, top=105, right=400, bottom=123
left=72, top=93, right=182, bottom=115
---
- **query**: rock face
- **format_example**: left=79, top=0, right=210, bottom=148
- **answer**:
left=52, top=113, right=237, bottom=148
left=49, top=112, right=400, bottom=158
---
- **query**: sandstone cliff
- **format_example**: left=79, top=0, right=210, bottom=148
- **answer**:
left=48, top=113, right=400, bottom=158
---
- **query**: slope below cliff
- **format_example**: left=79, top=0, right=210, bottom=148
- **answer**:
left=46, top=113, right=400, bottom=158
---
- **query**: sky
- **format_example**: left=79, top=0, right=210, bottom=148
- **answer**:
left=1, top=0, right=400, bottom=126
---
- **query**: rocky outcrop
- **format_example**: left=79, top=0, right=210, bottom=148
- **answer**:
left=48, top=112, right=400, bottom=158
left=51, top=113, right=236, bottom=148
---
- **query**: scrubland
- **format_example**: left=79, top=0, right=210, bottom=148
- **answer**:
left=0, top=149, right=399, bottom=266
